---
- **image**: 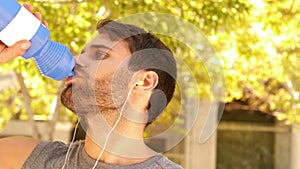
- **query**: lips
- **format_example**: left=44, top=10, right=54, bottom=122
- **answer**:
left=65, top=68, right=88, bottom=87
left=65, top=72, right=80, bottom=87
left=65, top=76, right=74, bottom=87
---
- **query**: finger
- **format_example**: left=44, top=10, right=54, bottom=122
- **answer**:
left=42, top=21, right=49, bottom=28
left=0, top=41, right=6, bottom=52
left=0, top=40, right=31, bottom=64
left=23, top=4, right=43, bottom=22
left=23, top=4, right=47, bottom=28
left=33, top=12, right=42, bottom=21
left=23, top=4, right=34, bottom=12
left=14, top=40, right=31, bottom=54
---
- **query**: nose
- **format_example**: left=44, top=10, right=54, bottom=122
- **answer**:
left=74, top=55, right=86, bottom=67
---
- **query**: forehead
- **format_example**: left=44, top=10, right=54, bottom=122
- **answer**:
left=84, top=33, right=129, bottom=52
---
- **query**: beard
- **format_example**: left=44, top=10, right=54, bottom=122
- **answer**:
left=61, top=84, right=74, bottom=112
left=61, top=64, right=134, bottom=118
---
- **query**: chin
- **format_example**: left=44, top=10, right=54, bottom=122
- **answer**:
left=61, top=85, right=75, bottom=112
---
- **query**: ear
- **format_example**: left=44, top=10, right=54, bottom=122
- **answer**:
left=134, top=71, right=158, bottom=92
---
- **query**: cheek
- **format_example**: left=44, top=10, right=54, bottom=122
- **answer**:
left=95, top=62, right=120, bottom=79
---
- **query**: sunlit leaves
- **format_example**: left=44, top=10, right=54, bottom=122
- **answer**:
left=1, top=0, right=299, bottom=131
left=214, top=0, right=300, bottom=124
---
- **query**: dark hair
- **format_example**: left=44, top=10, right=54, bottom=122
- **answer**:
left=96, top=19, right=177, bottom=126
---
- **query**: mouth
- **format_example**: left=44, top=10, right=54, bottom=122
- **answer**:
left=65, top=68, right=88, bottom=87
left=65, top=76, right=74, bottom=87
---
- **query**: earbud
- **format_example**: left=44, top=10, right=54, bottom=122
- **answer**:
left=135, top=81, right=144, bottom=86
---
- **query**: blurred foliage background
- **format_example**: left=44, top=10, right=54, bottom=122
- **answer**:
left=0, top=0, right=299, bottom=134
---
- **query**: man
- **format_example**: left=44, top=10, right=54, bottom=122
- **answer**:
left=0, top=4, right=182, bottom=169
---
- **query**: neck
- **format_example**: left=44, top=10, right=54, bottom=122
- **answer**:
left=84, top=135, right=155, bottom=166
left=82, top=110, right=156, bottom=166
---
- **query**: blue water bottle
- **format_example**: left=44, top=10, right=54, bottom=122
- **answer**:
left=0, top=0, right=75, bottom=80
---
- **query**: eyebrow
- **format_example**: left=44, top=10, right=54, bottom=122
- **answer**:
left=91, top=44, right=113, bottom=51
left=80, top=44, right=113, bottom=54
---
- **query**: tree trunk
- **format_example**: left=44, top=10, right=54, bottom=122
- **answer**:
left=47, top=80, right=65, bottom=141
left=14, top=71, right=40, bottom=139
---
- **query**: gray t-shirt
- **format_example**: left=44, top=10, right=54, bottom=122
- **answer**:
left=22, top=140, right=183, bottom=169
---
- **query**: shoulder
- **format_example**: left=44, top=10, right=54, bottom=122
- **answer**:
left=154, top=154, right=184, bottom=169
left=0, top=136, right=40, bottom=169
left=22, top=140, right=85, bottom=169
left=139, top=153, right=183, bottom=169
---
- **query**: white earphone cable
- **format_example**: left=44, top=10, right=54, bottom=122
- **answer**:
left=61, top=117, right=81, bottom=169
left=91, top=83, right=137, bottom=169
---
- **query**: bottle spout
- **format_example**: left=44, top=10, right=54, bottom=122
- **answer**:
left=68, top=70, right=75, bottom=78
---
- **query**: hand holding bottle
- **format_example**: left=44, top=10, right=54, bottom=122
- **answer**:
left=0, top=1, right=74, bottom=80
left=0, top=39, right=30, bottom=64
left=0, top=4, right=47, bottom=64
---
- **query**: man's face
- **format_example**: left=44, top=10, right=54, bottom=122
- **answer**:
left=61, top=33, right=133, bottom=116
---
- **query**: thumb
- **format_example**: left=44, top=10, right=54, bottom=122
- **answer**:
left=11, top=40, right=31, bottom=56
left=0, top=40, right=31, bottom=64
